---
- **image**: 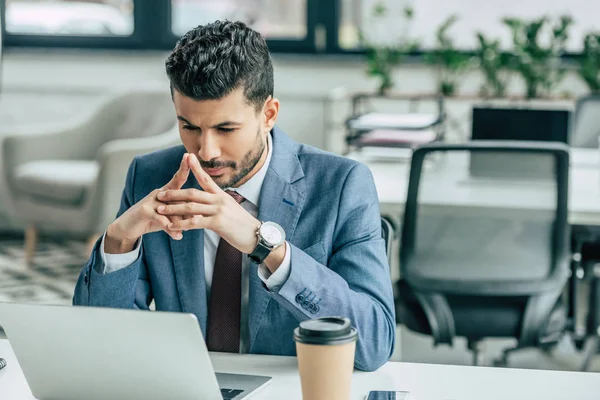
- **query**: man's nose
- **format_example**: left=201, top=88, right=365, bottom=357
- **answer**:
left=197, top=133, right=221, bottom=162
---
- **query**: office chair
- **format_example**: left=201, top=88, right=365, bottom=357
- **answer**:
left=395, top=141, right=570, bottom=366
left=580, top=265, right=600, bottom=371
left=570, top=94, right=600, bottom=148
left=569, top=94, right=600, bottom=368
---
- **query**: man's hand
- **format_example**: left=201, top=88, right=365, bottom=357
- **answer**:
left=104, top=154, right=191, bottom=254
left=156, top=154, right=261, bottom=255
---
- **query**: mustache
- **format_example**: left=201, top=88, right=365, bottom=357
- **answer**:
left=199, top=160, right=236, bottom=169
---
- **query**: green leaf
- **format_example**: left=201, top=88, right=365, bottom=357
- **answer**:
left=373, top=2, right=387, bottom=17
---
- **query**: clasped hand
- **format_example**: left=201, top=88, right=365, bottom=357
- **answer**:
left=158, top=153, right=260, bottom=254
left=106, top=153, right=260, bottom=255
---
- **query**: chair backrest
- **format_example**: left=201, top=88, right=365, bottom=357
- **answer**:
left=400, top=141, right=570, bottom=297
left=381, top=216, right=394, bottom=265
left=100, top=88, right=175, bottom=141
left=570, top=94, right=600, bottom=148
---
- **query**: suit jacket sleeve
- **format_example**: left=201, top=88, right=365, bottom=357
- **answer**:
left=269, top=163, right=396, bottom=372
left=72, top=157, right=153, bottom=309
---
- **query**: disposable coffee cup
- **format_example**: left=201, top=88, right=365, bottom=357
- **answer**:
left=294, top=317, right=358, bottom=400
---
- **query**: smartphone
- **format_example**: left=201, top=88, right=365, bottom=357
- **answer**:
left=366, top=391, right=412, bottom=400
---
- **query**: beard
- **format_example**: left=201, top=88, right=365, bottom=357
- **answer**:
left=199, top=126, right=266, bottom=189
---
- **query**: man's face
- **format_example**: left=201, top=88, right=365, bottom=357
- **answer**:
left=173, top=87, right=278, bottom=189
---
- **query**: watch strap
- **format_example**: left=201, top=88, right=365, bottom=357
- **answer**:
left=249, top=241, right=272, bottom=264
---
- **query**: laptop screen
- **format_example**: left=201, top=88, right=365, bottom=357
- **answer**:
left=471, top=107, right=571, bottom=143
left=469, top=107, right=571, bottom=180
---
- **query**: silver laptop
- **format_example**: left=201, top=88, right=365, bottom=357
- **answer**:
left=0, top=302, right=271, bottom=400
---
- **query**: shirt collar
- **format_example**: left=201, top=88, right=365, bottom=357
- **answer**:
left=228, top=132, right=273, bottom=207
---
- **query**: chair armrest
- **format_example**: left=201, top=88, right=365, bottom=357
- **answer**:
left=91, top=125, right=180, bottom=232
left=1, top=108, right=108, bottom=170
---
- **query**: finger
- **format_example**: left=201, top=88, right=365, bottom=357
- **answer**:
left=157, top=202, right=218, bottom=216
left=157, top=188, right=215, bottom=204
left=169, top=215, right=213, bottom=231
left=188, top=154, right=222, bottom=194
left=160, top=200, right=185, bottom=223
left=151, top=213, right=183, bottom=240
left=163, top=153, right=190, bottom=191
left=169, top=214, right=184, bottom=226
left=146, top=200, right=184, bottom=239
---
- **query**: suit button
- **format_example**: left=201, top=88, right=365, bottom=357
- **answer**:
left=304, top=299, right=316, bottom=311
left=295, top=288, right=308, bottom=304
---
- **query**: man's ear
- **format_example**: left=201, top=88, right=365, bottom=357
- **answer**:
left=263, top=96, right=279, bottom=131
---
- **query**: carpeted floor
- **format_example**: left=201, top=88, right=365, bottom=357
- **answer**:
left=0, top=237, right=88, bottom=305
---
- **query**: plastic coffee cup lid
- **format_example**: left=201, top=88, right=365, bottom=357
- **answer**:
left=293, top=317, right=358, bottom=345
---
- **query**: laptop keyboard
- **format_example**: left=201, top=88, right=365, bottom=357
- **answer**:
left=221, top=388, right=244, bottom=399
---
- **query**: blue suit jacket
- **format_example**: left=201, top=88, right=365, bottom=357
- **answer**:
left=73, top=127, right=395, bottom=371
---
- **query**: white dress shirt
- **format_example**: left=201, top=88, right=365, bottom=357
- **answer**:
left=99, top=133, right=291, bottom=352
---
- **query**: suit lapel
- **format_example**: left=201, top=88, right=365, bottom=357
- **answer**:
left=249, top=127, right=306, bottom=347
left=170, top=177, right=208, bottom=334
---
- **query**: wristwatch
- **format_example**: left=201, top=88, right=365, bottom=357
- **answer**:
left=248, top=221, right=286, bottom=264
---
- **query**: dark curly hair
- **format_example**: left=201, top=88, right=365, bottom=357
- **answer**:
left=165, top=20, right=273, bottom=112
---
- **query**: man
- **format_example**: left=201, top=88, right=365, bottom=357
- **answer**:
left=73, top=20, right=395, bottom=372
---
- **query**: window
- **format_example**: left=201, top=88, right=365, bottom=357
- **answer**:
left=3, top=0, right=597, bottom=54
left=6, top=0, right=134, bottom=36
left=339, top=0, right=412, bottom=50
left=171, top=0, right=307, bottom=40
left=339, top=0, right=600, bottom=51
left=1, top=0, right=316, bottom=51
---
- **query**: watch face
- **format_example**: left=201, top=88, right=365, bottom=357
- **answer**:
left=260, top=222, right=284, bottom=246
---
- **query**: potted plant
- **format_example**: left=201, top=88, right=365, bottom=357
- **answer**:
left=578, top=33, right=600, bottom=93
left=473, top=33, right=511, bottom=98
left=361, top=2, right=418, bottom=95
left=424, top=15, right=472, bottom=96
left=503, top=15, right=573, bottom=99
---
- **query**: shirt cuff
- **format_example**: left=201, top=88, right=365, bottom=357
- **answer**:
left=100, top=232, right=142, bottom=274
left=258, top=241, right=291, bottom=291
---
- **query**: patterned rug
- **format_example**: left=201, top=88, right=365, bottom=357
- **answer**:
left=0, top=237, right=88, bottom=305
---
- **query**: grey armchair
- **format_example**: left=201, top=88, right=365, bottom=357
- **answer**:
left=395, top=141, right=570, bottom=366
left=1, top=87, right=180, bottom=262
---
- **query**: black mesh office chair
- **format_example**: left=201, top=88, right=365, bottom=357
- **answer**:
left=569, top=94, right=600, bottom=369
left=395, top=141, right=570, bottom=366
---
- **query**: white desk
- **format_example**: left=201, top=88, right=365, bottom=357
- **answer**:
left=349, top=148, right=600, bottom=226
left=1, top=339, right=599, bottom=400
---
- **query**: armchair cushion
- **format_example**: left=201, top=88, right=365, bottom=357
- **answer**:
left=14, top=160, right=99, bottom=206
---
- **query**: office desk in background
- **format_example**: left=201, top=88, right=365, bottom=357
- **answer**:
left=1, top=339, right=599, bottom=400
left=349, top=148, right=600, bottom=226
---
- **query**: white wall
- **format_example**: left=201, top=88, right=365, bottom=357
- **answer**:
left=0, top=48, right=591, bottom=153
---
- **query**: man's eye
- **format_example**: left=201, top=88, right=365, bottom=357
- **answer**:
left=182, top=125, right=198, bottom=131
left=218, top=127, right=236, bottom=133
